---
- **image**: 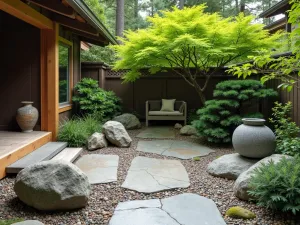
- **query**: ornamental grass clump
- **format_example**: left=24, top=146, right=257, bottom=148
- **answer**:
left=58, top=115, right=102, bottom=147
left=248, top=156, right=300, bottom=215
left=193, top=80, right=277, bottom=143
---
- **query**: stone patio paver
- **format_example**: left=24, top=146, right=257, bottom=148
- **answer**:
left=121, top=156, right=190, bottom=193
left=136, top=127, right=175, bottom=139
left=75, top=154, right=119, bottom=184
left=136, top=140, right=215, bottom=159
left=109, top=193, right=226, bottom=225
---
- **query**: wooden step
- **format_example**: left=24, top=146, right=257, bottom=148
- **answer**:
left=6, top=142, right=67, bottom=174
left=51, top=147, right=83, bottom=162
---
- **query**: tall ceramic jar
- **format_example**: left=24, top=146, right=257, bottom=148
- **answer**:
left=232, top=118, right=275, bottom=159
left=16, top=101, right=39, bottom=132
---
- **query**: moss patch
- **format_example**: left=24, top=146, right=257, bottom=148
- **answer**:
left=193, top=156, right=201, bottom=161
left=0, top=218, right=24, bottom=225
left=226, top=206, right=256, bottom=219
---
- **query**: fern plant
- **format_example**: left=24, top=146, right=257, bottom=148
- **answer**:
left=193, top=80, right=277, bottom=143
left=248, top=156, right=300, bottom=215
left=72, top=78, right=122, bottom=121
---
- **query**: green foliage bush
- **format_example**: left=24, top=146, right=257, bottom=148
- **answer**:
left=72, top=78, right=122, bottom=121
left=58, top=115, right=102, bottom=147
left=269, top=101, right=300, bottom=156
left=0, top=218, right=24, bottom=225
left=248, top=156, right=300, bottom=215
left=193, top=80, right=277, bottom=143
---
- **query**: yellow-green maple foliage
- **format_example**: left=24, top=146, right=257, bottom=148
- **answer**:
left=112, top=5, right=280, bottom=103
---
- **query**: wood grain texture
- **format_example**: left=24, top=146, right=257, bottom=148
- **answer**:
left=0, top=131, right=52, bottom=179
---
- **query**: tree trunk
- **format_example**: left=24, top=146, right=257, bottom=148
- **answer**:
left=116, top=0, right=125, bottom=38
left=235, top=0, right=239, bottom=15
left=179, top=0, right=184, bottom=9
left=240, top=0, right=245, bottom=13
left=134, top=0, right=139, bottom=18
left=194, top=86, right=206, bottom=105
left=150, top=0, right=154, bottom=17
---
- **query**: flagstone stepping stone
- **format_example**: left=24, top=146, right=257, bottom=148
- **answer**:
left=12, top=221, right=45, bottom=225
left=136, top=127, right=175, bottom=139
left=109, top=193, right=226, bottom=225
left=75, top=154, right=119, bottom=184
left=136, top=140, right=215, bottom=159
left=122, top=156, right=190, bottom=193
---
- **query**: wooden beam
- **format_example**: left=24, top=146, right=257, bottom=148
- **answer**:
left=0, top=0, right=53, bottom=30
left=53, top=14, right=98, bottom=35
left=27, top=0, right=75, bottom=19
left=40, top=23, right=59, bottom=140
left=66, top=27, right=107, bottom=46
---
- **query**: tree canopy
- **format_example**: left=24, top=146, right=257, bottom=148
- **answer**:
left=111, top=5, right=280, bottom=103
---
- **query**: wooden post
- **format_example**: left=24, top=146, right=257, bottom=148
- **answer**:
left=40, top=23, right=59, bottom=140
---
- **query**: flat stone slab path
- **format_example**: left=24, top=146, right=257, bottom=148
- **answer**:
left=75, top=154, right=119, bottom=184
left=122, top=156, right=190, bottom=193
left=136, top=140, right=215, bottom=159
left=136, top=127, right=175, bottom=139
left=109, top=193, right=226, bottom=225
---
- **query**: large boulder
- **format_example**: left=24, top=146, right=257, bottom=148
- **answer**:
left=112, top=113, right=141, bottom=130
left=180, top=125, right=197, bottom=136
left=87, top=132, right=108, bottom=150
left=207, top=153, right=259, bottom=180
left=102, top=121, right=132, bottom=147
left=14, top=160, right=91, bottom=211
left=233, top=154, right=292, bottom=201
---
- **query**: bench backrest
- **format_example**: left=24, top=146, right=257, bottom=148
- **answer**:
left=147, top=100, right=185, bottom=111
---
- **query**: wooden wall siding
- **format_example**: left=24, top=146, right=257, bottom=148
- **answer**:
left=262, top=78, right=300, bottom=126
left=0, top=11, right=41, bottom=131
left=81, top=63, right=233, bottom=119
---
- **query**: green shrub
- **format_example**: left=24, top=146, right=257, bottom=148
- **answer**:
left=269, top=101, right=300, bottom=156
left=193, top=80, right=277, bottom=143
left=58, top=115, right=102, bottom=147
left=187, top=109, right=198, bottom=125
left=72, top=78, right=122, bottom=121
left=248, top=156, right=300, bottom=215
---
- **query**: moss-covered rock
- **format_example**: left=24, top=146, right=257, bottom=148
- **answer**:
left=225, top=206, right=256, bottom=219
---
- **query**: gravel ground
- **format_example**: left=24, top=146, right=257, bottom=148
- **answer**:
left=0, top=126, right=299, bottom=225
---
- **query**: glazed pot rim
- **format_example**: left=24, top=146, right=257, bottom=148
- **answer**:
left=242, top=118, right=265, bottom=126
left=21, top=101, right=34, bottom=104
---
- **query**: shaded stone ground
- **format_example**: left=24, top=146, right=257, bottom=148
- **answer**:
left=0, top=126, right=299, bottom=224
left=136, top=127, right=175, bottom=139
left=137, top=139, right=215, bottom=159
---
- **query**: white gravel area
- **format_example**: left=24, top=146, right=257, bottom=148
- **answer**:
left=0, top=126, right=299, bottom=225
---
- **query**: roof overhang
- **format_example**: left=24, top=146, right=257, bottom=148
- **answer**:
left=25, top=0, right=118, bottom=46
left=264, top=17, right=287, bottom=33
left=259, top=0, right=290, bottom=18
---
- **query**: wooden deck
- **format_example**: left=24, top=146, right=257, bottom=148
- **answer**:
left=0, top=131, right=52, bottom=179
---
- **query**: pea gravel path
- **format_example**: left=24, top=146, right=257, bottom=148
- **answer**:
left=0, top=126, right=299, bottom=225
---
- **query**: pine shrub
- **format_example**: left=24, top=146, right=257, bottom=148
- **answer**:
left=58, top=115, right=102, bottom=147
left=269, top=101, right=300, bottom=156
left=193, top=80, right=277, bottom=143
left=248, top=156, right=300, bottom=215
left=72, top=78, right=122, bottom=121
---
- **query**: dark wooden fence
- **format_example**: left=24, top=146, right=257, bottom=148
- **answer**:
left=262, top=79, right=300, bottom=126
left=81, top=62, right=233, bottom=119
left=81, top=62, right=300, bottom=125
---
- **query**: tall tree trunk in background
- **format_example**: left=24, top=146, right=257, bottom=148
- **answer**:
left=150, top=0, right=154, bottom=17
left=116, top=0, right=124, bottom=39
left=240, top=0, right=245, bottom=13
left=134, top=0, right=138, bottom=18
left=235, top=0, right=239, bottom=15
left=179, top=0, right=184, bottom=9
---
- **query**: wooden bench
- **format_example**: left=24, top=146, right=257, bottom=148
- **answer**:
left=146, top=100, right=187, bottom=126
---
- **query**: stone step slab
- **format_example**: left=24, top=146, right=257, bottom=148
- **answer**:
left=51, top=147, right=83, bottom=162
left=6, top=142, right=67, bottom=174
left=121, top=156, right=190, bottom=193
left=75, top=154, right=119, bottom=184
left=109, top=193, right=226, bottom=225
